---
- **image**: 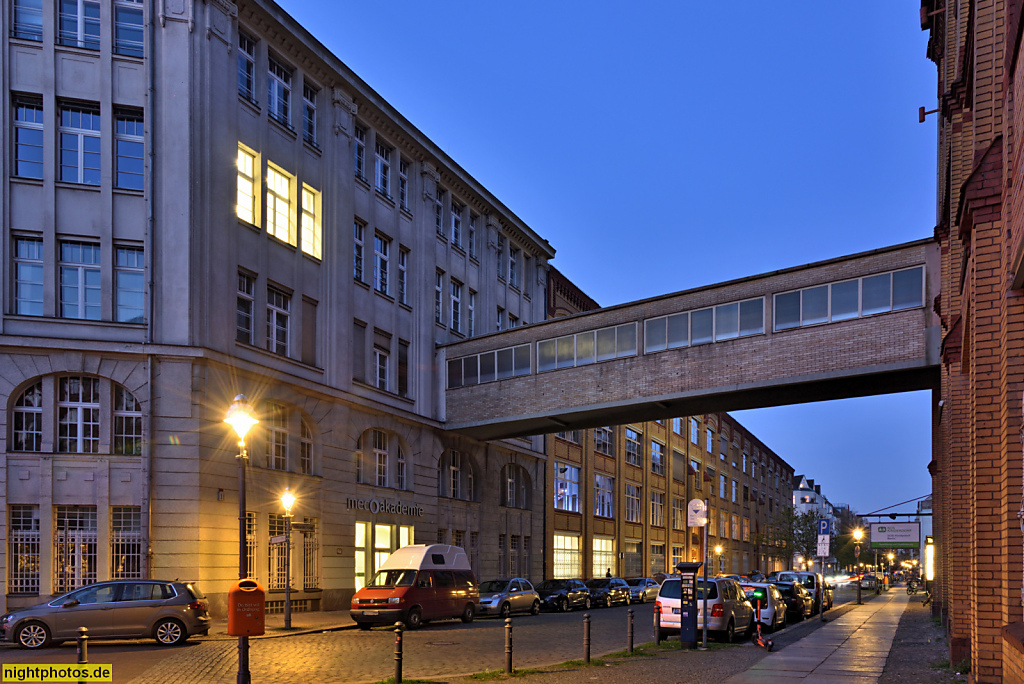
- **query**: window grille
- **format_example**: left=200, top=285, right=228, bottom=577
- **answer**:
left=110, top=506, right=143, bottom=579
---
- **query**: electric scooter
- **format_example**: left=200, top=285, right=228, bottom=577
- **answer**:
left=753, top=597, right=774, bottom=652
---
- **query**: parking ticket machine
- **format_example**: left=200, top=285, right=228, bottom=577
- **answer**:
left=674, top=562, right=703, bottom=647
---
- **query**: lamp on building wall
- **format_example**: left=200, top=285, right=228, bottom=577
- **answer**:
left=224, top=394, right=258, bottom=684
left=281, top=488, right=296, bottom=630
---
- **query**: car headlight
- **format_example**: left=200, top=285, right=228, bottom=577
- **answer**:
left=388, top=597, right=401, bottom=604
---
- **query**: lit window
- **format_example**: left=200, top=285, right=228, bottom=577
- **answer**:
left=115, top=111, right=144, bottom=190
left=12, top=382, right=43, bottom=452
left=302, top=82, right=317, bottom=145
left=13, top=0, right=43, bottom=40
left=238, top=32, right=256, bottom=101
left=113, top=0, right=143, bottom=57
left=114, top=246, right=144, bottom=323
left=266, top=165, right=294, bottom=245
left=58, top=0, right=100, bottom=49
left=300, top=185, right=320, bottom=259
left=374, top=234, right=390, bottom=294
left=14, top=237, right=44, bottom=316
left=53, top=506, right=97, bottom=592
left=110, top=507, right=143, bottom=579
left=236, top=147, right=256, bottom=224
left=266, top=287, right=290, bottom=356
left=59, top=104, right=101, bottom=185
left=267, top=57, right=292, bottom=125
left=13, top=98, right=43, bottom=179
left=450, top=279, right=462, bottom=333
left=554, top=462, right=579, bottom=512
left=375, top=141, right=391, bottom=195
left=353, top=221, right=365, bottom=281
left=236, top=272, right=254, bottom=343
left=354, top=126, right=366, bottom=178
left=113, top=385, right=142, bottom=455
left=59, top=241, right=101, bottom=320
left=58, top=376, right=100, bottom=453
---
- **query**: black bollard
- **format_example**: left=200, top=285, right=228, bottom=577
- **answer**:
left=627, top=609, right=634, bottom=653
left=393, top=622, right=404, bottom=684
left=654, top=605, right=662, bottom=644
left=505, top=618, right=513, bottom=674
left=77, top=626, right=88, bottom=664
left=583, top=613, right=591, bottom=664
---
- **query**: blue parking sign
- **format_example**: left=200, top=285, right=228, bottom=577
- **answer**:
left=819, top=519, right=830, bottom=536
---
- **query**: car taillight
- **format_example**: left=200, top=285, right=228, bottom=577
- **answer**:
left=188, top=601, right=206, bottom=612
left=654, top=600, right=662, bottom=614
left=711, top=604, right=724, bottom=618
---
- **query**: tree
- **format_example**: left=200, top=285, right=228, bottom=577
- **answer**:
left=754, top=508, right=823, bottom=567
left=792, top=511, right=820, bottom=563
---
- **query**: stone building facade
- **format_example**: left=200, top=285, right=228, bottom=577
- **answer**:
left=0, top=0, right=553, bottom=615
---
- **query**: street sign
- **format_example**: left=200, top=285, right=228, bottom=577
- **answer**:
left=291, top=523, right=316, bottom=533
left=818, top=519, right=830, bottom=536
left=688, top=499, right=707, bottom=527
left=270, top=535, right=288, bottom=545
left=817, top=534, right=830, bottom=558
left=869, top=522, right=920, bottom=549
left=855, top=545, right=861, bottom=558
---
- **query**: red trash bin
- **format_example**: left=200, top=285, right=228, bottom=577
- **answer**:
left=227, top=578, right=265, bottom=636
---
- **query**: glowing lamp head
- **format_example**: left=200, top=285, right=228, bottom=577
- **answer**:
left=853, top=528, right=864, bottom=542
left=225, top=395, right=259, bottom=440
left=714, top=545, right=723, bottom=555
left=281, top=488, right=296, bottom=515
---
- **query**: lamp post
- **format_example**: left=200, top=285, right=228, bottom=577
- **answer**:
left=853, top=528, right=863, bottom=605
left=281, top=488, right=295, bottom=630
left=714, top=545, right=723, bottom=575
left=887, top=552, right=895, bottom=591
left=225, top=395, right=258, bottom=684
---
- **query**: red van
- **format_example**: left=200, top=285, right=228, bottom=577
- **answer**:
left=350, top=544, right=478, bottom=629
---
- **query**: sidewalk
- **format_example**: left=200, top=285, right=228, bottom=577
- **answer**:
left=723, top=589, right=907, bottom=683
left=203, top=609, right=357, bottom=640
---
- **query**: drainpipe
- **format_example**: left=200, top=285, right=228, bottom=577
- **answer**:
left=143, top=0, right=157, bottom=578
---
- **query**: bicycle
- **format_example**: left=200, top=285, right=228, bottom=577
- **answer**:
left=907, top=579, right=920, bottom=595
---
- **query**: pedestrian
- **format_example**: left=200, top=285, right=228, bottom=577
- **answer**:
left=605, top=568, right=612, bottom=578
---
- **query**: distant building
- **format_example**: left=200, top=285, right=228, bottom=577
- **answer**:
left=792, top=476, right=839, bottom=570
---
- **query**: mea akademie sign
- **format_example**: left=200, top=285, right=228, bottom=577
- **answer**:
left=346, top=497, right=423, bottom=517
left=869, top=522, right=920, bottom=549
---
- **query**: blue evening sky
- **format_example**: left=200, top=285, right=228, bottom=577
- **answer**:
left=277, top=1, right=937, bottom=516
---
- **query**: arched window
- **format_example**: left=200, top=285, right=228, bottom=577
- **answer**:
left=500, top=463, right=532, bottom=510
left=58, top=376, right=100, bottom=453
left=12, top=381, right=42, bottom=452
left=438, top=449, right=476, bottom=501
left=257, top=402, right=317, bottom=474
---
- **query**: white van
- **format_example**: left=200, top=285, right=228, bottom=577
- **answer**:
left=350, top=545, right=478, bottom=629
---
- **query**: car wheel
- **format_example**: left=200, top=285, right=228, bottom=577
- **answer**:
left=461, top=603, right=475, bottom=623
left=405, top=608, right=423, bottom=630
left=584, top=597, right=592, bottom=610
left=16, top=621, right=51, bottom=649
left=154, top=618, right=188, bottom=646
left=499, top=602, right=511, bottom=619
left=559, top=597, right=569, bottom=613
left=530, top=600, right=540, bottom=616
left=639, top=593, right=646, bottom=604
left=357, top=622, right=372, bottom=631
left=722, top=619, right=735, bottom=643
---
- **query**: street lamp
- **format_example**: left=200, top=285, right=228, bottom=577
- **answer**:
left=281, top=488, right=296, bottom=630
left=714, top=545, right=723, bottom=575
left=224, top=394, right=258, bottom=684
left=853, top=528, right=864, bottom=605
left=887, top=552, right=895, bottom=591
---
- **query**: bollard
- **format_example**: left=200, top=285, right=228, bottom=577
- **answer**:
left=627, top=609, right=634, bottom=653
left=583, top=613, right=591, bottom=664
left=393, top=622, right=404, bottom=684
left=77, top=626, right=88, bottom=664
left=505, top=618, right=513, bottom=674
left=654, top=605, right=662, bottom=644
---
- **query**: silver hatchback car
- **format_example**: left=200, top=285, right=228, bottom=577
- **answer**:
left=476, top=578, right=541, bottom=618
left=1, top=580, right=210, bottom=649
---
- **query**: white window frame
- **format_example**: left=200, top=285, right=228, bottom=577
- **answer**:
left=625, top=483, right=641, bottom=523
left=374, top=346, right=389, bottom=391
left=354, top=126, right=366, bottom=178
left=449, top=451, right=463, bottom=499
left=59, top=241, right=101, bottom=320
left=468, top=290, right=476, bottom=336
left=554, top=462, right=579, bottom=513
left=450, top=201, right=463, bottom=247
left=300, top=420, right=313, bottom=475
left=266, top=287, right=290, bottom=356
left=373, top=234, right=390, bottom=295
left=594, top=474, right=614, bottom=518
left=468, top=214, right=478, bottom=258
left=398, top=159, right=409, bottom=210
left=375, top=141, right=391, bottom=196
left=14, top=98, right=44, bottom=179
left=434, top=188, right=445, bottom=236
left=353, top=221, right=365, bottom=281
left=238, top=32, right=256, bottom=101
left=302, top=81, right=317, bottom=145
left=58, top=0, right=100, bottom=49
left=59, top=103, right=101, bottom=185
left=301, top=185, right=321, bottom=259
left=496, top=235, right=506, bottom=281
left=236, top=272, right=255, bottom=344
left=236, top=147, right=257, bottom=224
left=14, top=236, right=44, bottom=316
left=114, top=246, right=144, bottom=324
left=266, top=165, right=294, bottom=246
left=650, top=491, right=665, bottom=527
left=12, top=382, right=43, bottom=452
left=115, top=111, right=144, bottom=190
left=373, top=429, right=388, bottom=487
left=624, top=428, right=642, bottom=466
left=651, top=440, right=665, bottom=476
left=396, top=445, right=406, bottom=490
left=450, top=279, right=462, bottom=333
left=58, top=376, right=99, bottom=453
left=398, top=248, right=408, bottom=305
left=267, top=57, right=292, bottom=125
left=113, top=0, right=143, bottom=57
left=435, top=271, right=444, bottom=325
left=509, top=246, right=520, bottom=288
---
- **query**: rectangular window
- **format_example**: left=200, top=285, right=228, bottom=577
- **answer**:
left=594, top=474, right=614, bottom=517
left=13, top=382, right=42, bottom=452
left=508, top=313, right=518, bottom=328
left=238, top=32, right=256, bottom=101
left=374, top=234, right=390, bottom=294
left=398, top=340, right=410, bottom=397
left=496, top=306, right=503, bottom=331
left=59, top=0, right=100, bottom=49
left=354, top=126, right=366, bottom=178
left=266, top=287, right=290, bottom=356
left=398, top=159, right=409, bottom=210
left=13, top=0, right=43, bottom=40
left=115, top=111, right=144, bottom=190
left=651, top=440, right=665, bottom=476
left=450, top=201, right=463, bottom=247
left=691, top=459, right=702, bottom=489
left=435, top=271, right=445, bottom=324
left=398, top=248, right=409, bottom=305
left=509, top=247, right=520, bottom=288
left=434, top=188, right=445, bottom=236
left=450, top=279, right=462, bottom=333
left=302, top=517, right=321, bottom=589
left=60, top=241, right=101, bottom=320
left=14, top=98, right=43, bottom=179
left=595, top=427, right=612, bottom=455
left=624, top=428, right=642, bottom=466
left=468, top=214, right=478, bottom=258
left=593, top=537, right=614, bottom=577
left=554, top=462, right=579, bottom=512
left=300, top=421, right=313, bottom=475
left=731, top=479, right=737, bottom=503
left=353, top=221, right=365, bottom=281
left=301, top=185, right=321, bottom=259
left=9, top=505, right=41, bottom=594
left=115, top=246, right=144, bottom=323
left=265, top=403, right=287, bottom=470
left=374, top=345, right=389, bottom=391
left=59, top=103, right=101, bottom=185
left=268, top=514, right=287, bottom=589
left=14, top=237, right=44, bottom=316
left=375, top=141, right=391, bottom=195
left=113, top=0, right=143, bottom=57
left=236, top=147, right=256, bottom=224
left=691, top=418, right=699, bottom=444
left=625, top=484, right=642, bottom=523
left=672, top=497, right=685, bottom=530
left=720, top=474, right=727, bottom=499
left=467, top=290, right=476, bottom=336
left=552, top=534, right=581, bottom=579
left=497, top=235, right=506, bottom=280
left=706, top=428, right=713, bottom=453
left=302, top=82, right=317, bottom=145
left=268, top=57, right=292, bottom=125
left=110, top=506, right=142, bottom=579
left=236, top=272, right=254, bottom=344
left=374, top=429, right=388, bottom=486
left=673, top=417, right=683, bottom=435
left=266, top=165, right=294, bottom=245
left=395, top=445, right=406, bottom=490
left=650, top=491, right=665, bottom=527
left=52, top=506, right=97, bottom=593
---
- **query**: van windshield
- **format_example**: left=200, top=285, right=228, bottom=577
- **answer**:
left=368, top=570, right=417, bottom=587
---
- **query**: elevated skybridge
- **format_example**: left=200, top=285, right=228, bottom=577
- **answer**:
left=443, top=240, right=941, bottom=441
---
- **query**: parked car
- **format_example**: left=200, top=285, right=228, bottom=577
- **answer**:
left=774, top=571, right=833, bottom=612
left=477, top=578, right=540, bottom=618
left=535, top=578, right=591, bottom=612
left=625, top=577, right=660, bottom=604
left=658, top=576, right=754, bottom=642
left=860, top=574, right=879, bottom=590
left=740, top=582, right=787, bottom=632
left=771, top=581, right=814, bottom=622
left=1, top=580, right=210, bottom=649
left=350, top=544, right=478, bottom=630
left=585, top=577, right=631, bottom=607
left=747, top=571, right=766, bottom=582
